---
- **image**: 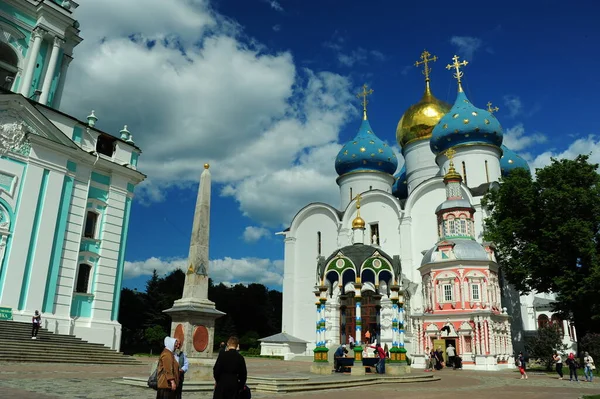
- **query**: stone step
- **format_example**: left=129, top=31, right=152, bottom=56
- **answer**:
left=0, top=320, right=139, bottom=365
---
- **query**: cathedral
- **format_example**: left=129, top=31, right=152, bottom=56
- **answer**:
left=267, top=52, right=577, bottom=370
left=0, top=0, right=144, bottom=350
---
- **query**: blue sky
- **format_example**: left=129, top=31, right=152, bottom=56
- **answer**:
left=60, top=0, right=600, bottom=291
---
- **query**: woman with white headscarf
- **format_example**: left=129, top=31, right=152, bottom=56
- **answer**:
left=157, top=336, right=179, bottom=399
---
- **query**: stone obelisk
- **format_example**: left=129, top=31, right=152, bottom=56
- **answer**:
left=164, top=163, right=224, bottom=380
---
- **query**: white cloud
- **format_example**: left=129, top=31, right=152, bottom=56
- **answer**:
left=242, top=226, right=271, bottom=243
left=63, top=0, right=357, bottom=228
left=338, top=48, right=368, bottom=67
left=450, top=36, right=483, bottom=60
left=503, top=95, right=522, bottom=118
left=529, top=135, right=600, bottom=172
left=265, top=0, right=283, bottom=11
left=124, top=256, right=284, bottom=287
left=503, top=124, right=547, bottom=151
left=272, top=24, right=281, bottom=32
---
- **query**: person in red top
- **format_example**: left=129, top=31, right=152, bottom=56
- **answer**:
left=369, top=343, right=386, bottom=374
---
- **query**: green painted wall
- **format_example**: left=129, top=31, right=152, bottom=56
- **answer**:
left=0, top=157, right=27, bottom=300
left=0, top=3, right=36, bottom=27
left=90, top=172, right=110, bottom=186
left=70, top=294, right=93, bottom=318
left=42, top=175, right=74, bottom=313
left=88, top=186, right=108, bottom=202
left=111, top=196, right=132, bottom=320
left=72, top=126, right=83, bottom=144
left=18, top=169, right=49, bottom=310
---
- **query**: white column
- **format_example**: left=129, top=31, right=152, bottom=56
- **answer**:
left=39, top=37, right=64, bottom=105
left=52, top=54, right=72, bottom=108
left=562, top=319, right=570, bottom=339
left=20, top=28, right=45, bottom=96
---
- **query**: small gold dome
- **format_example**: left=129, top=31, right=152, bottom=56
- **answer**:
left=352, top=215, right=366, bottom=229
left=396, top=85, right=451, bottom=147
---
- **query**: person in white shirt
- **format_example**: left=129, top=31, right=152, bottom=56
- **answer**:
left=553, top=352, right=563, bottom=379
left=446, top=344, right=456, bottom=368
left=584, top=352, right=595, bottom=382
left=31, top=310, right=41, bottom=339
left=174, top=339, right=189, bottom=399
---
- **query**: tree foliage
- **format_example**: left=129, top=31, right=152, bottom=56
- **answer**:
left=118, top=269, right=282, bottom=354
left=525, top=326, right=568, bottom=370
left=482, top=155, right=600, bottom=334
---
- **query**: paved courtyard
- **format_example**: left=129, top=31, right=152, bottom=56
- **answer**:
left=0, top=357, right=599, bottom=399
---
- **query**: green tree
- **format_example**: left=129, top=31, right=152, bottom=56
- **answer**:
left=525, top=325, right=568, bottom=370
left=482, top=155, right=600, bottom=334
left=145, top=324, right=167, bottom=355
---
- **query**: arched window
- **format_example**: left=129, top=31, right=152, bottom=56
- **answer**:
left=551, top=314, right=563, bottom=334
left=84, top=211, right=99, bottom=238
left=0, top=42, right=18, bottom=90
left=485, top=160, right=490, bottom=183
left=317, top=231, right=321, bottom=256
left=350, top=187, right=353, bottom=202
left=462, top=161, right=468, bottom=186
left=538, top=314, right=549, bottom=329
left=75, top=264, right=92, bottom=293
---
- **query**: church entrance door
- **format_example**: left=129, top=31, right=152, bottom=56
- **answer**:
left=341, top=291, right=380, bottom=345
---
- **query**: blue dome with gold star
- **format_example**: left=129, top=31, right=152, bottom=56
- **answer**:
left=430, top=91, right=503, bottom=155
left=500, top=145, right=529, bottom=176
left=335, top=118, right=398, bottom=176
left=392, top=164, right=408, bottom=199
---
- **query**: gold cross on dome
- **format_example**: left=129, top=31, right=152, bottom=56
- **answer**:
left=415, top=50, right=438, bottom=81
left=356, top=84, right=374, bottom=120
left=446, top=55, right=468, bottom=90
left=487, top=101, right=499, bottom=113
left=445, top=147, right=456, bottom=161
left=353, top=193, right=362, bottom=209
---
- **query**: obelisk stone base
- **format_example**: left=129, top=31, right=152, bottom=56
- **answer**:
left=186, top=358, right=217, bottom=381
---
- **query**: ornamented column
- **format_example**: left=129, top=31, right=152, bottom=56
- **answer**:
left=20, top=27, right=46, bottom=96
left=398, top=290, right=407, bottom=363
left=388, top=284, right=402, bottom=362
left=312, top=287, right=329, bottom=362
left=353, top=285, right=363, bottom=361
left=39, top=37, right=64, bottom=104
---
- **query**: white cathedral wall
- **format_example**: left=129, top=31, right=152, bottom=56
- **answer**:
left=341, top=192, right=401, bottom=253
left=403, top=140, right=439, bottom=195
left=437, top=146, right=502, bottom=189
left=284, top=207, right=339, bottom=345
left=337, top=173, right=394, bottom=210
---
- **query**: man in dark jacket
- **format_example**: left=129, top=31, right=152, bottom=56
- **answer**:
left=213, top=336, right=247, bottom=399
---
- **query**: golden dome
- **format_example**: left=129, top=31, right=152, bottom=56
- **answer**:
left=352, top=215, right=366, bottom=229
left=396, top=83, right=451, bottom=147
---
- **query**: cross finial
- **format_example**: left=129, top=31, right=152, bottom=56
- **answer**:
left=415, top=50, right=438, bottom=82
left=356, top=84, right=374, bottom=120
left=446, top=55, right=468, bottom=92
left=445, top=147, right=456, bottom=161
left=487, top=101, right=499, bottom=114
left=354, top=193, right=362, bottom=209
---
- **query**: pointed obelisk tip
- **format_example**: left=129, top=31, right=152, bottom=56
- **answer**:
left=204, top=163, right=210, bottom=169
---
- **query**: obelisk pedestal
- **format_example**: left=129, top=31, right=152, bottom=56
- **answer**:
left=164, top=163, right=224, bottom=381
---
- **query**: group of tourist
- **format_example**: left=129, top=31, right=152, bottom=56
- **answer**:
left=154, top=335, right=248, bottom=399
left=333, top=342, right=388, bottom=374
left=425, top=345, right=461, bottom=371
left=552, top=351, right=595, bottom=382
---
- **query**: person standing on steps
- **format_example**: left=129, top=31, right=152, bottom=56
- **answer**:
left=446, top=344, right=456, bottom=369
left=157, top=336, right=179, bottom=399
left=553, top=352, right=563, bottom=380
left=174, top=339, right=189, bottom=399
left=31, top=310, right=41, bottom=339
